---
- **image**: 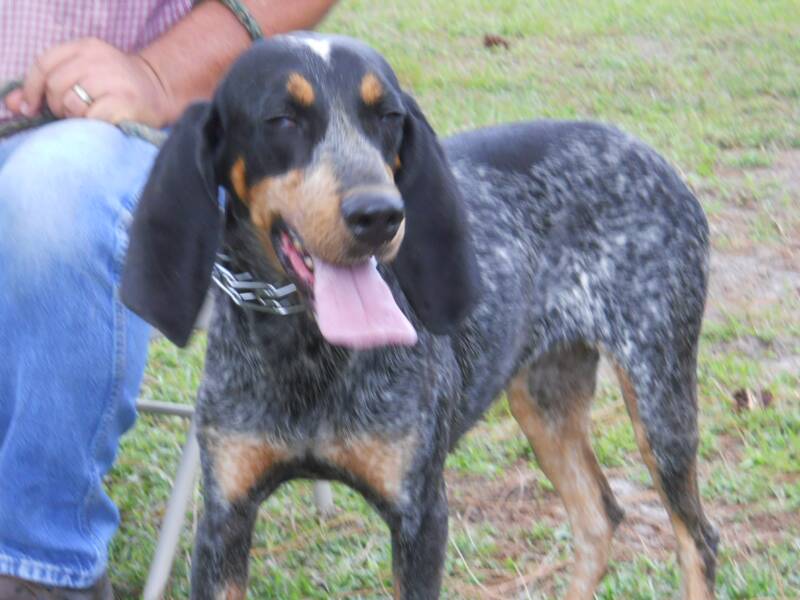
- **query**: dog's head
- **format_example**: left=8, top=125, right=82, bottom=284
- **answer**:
left=121, top=33, right=480, bottom=348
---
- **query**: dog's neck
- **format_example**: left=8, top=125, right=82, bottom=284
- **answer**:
left=208, top=214, right=350, bottom=397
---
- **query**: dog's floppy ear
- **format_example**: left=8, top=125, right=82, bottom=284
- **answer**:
left=121, top=102, right=224, bottom=347
left=393, top=93, right=481, bottom=334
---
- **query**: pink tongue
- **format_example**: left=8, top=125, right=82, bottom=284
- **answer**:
left=312, top=256, right=418, bottom=349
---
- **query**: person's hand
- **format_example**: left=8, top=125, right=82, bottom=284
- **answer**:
left=4, top=38, right=174, bottom=127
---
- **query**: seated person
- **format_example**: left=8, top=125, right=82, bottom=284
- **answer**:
left=0, top=1, right=336, bottom=597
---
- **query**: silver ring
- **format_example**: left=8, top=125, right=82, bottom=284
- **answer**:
left=72, top=83, right=93, bottom=106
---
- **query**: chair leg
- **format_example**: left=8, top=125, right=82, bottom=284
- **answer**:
left=142, top=419, right=201, bottom=600
left=313, top=480, right=335, bottom=516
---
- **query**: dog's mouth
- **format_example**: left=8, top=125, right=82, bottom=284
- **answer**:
left=273, top=222, right=316, bottom=293
left=271, top=220, right=417, bottom=350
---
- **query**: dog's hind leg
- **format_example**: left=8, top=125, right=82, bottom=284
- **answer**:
left=614, top=353, right=718, bottom=600
left=508, top=344, right=624, bottom=600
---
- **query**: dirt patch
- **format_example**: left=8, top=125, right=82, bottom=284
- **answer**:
left=443, top=448, right=796, bottom=598
left=706, top=248, right=799, bottom=319
left=773, top=150, right=800, bottom=203
left=629, top=35, right=677, bottom=62
left=706, top=150, right=800, bottom=316
left=716, top=149, right=800, bottom=199
left=699, top=151, right=800, bottom=381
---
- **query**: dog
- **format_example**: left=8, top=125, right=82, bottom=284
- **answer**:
left=122, top=32, right=719, bottom=600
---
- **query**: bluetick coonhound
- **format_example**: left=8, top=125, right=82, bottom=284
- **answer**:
left=121, top=33, right=718, bottom=599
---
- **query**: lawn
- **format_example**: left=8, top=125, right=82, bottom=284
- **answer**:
left=109, top=1, right=800, bottom=598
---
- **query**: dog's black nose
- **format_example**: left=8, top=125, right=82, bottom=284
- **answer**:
left=342, top=193, right=404, bottom=246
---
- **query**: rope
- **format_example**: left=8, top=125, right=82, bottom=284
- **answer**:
left=0, top=79, right=167, bottom=146
left=0, top=79, right=55, bottom=139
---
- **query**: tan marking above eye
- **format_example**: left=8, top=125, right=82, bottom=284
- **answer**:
left=286, top=72, right=315, bottom=106
left=360, top=72, right=384, bottom=106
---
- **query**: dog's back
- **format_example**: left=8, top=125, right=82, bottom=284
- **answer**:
left=442, top=120, right=709, bottom=438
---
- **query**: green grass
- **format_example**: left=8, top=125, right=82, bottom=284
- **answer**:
left=108, top=1, right=800, bottom=597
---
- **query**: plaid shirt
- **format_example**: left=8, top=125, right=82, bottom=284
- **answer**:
left=0, top=0, right=193, bottom=121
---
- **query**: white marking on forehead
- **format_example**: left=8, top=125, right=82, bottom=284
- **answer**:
left=300, top=37, right=332, bottom=62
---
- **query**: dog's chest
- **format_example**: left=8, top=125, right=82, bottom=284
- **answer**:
left=199, top=305, right=456, bottom=505
left=203, top=426, right=419, bottom=505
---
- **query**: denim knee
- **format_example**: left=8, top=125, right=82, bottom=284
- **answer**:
left=0, top=119, right=157, bottom=289
left=0, top=121, right=156, bottom=586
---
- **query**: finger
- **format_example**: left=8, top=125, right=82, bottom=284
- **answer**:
left=62, top=86, right=94, bottom=118
left=85, top=96, right=135, bottom=124
left=81, top=72, right=148, bottom=121
left=61, top=70, right=123, bottom=119
left=81, top=69, right=166, bottom=127
left=44, top=57, right=93, bottom=117
left=80, top=71, right=133, bottom=98
left=4, top=88, right=24, bottom=113
left=22, top=39, right=90, bottom=115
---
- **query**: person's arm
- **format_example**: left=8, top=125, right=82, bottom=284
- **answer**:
left=5, top=0, right=337, bottom=127
left=139, top=0, right=337, bottom=124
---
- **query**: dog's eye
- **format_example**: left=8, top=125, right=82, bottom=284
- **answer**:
left=380, top=111, right=404, bottom=125
left=266, top=116, right=298, bottom=129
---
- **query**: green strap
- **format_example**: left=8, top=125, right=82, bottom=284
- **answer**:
left=215, top=0, right=264, bottom=41
left=193, top=0, right=263, bottom=41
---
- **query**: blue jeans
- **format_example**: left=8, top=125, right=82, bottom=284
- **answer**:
left=0, top=119, right=156, bottom=588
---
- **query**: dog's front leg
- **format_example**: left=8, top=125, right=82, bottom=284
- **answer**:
left=190, top=438, right=265, bottom=600
left=190, top=473, right=259, bottom=600
left=391, top=479, right=449, bottom=599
